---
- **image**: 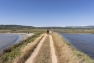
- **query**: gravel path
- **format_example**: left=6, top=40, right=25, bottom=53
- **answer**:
left=25, top=34, right=58, bottom=63
left=25, top=34, right=47, bottom=63
left=49, top=35, right=58, bottom=63
left=33, top=35, right=52, bottom=63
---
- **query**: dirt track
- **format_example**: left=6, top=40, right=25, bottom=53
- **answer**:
left=25, top=34, right=57, bottom=63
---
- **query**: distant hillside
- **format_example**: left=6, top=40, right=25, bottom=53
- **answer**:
left=0, top=25, right=94, bottom=30
left=0, top=25, right=69, bottom=29
left=65, top=26, right=94, bottom=28
left=0, top=25, right=34, bottom=29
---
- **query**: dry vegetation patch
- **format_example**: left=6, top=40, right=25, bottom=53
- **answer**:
left=13, top=34, right=44, bottom=63
left=52, top=32, right=94, bottom=63
left=33, top=35, right=52, bottom=63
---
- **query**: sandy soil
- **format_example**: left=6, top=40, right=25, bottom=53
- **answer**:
left=25, top=34, right=58, bottom=63
left=18, top=33, right=34, bottom=40
left=49, top=35, right=58, bottom=63
left=33, top=35, right=52, bottom=63
left=25, top=34, right=47, bottom=63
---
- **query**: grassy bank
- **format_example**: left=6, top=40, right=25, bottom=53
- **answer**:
left=0, top=32, right=43, bottom=63
left=0, top=29, right=45, bottom=33
left=52, top=32, right=94, bottom=63
left=53, top=29, right=94, bottom=34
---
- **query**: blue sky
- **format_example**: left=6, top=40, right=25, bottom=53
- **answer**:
left=0, top=0, right=94, bottom=27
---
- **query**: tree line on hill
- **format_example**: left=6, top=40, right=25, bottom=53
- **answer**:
left=0, top=25, right=94, bottom=30
left=0, top=25, right=34, bottom=29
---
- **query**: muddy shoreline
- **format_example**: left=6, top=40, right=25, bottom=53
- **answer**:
left=0, top=33, right=34, bottom=51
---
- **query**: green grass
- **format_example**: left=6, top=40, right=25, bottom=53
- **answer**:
left=64, top=35, right=94, bottom=63
left=62, top=36, right=93, bottom=63
left=62, top=35, right=94, bottom=63
left=0, top=31, right=43, bottom=63
left=73, top=48, right=94, bottom=63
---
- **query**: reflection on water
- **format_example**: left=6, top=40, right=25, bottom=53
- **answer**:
left=60, top=33, right=94, bottom=59
left=0, top=34, right=21, bottom=51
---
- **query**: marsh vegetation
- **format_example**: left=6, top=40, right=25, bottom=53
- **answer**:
left=52, top=32, right=94, bottom=63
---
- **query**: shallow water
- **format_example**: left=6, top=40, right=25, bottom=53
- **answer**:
left=0, top=34, right=21, bottom=51
left=59, top=33, right=94, bottom=59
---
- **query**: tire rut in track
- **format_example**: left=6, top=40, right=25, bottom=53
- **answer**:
left=33, top=35, right=52, bottom=63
